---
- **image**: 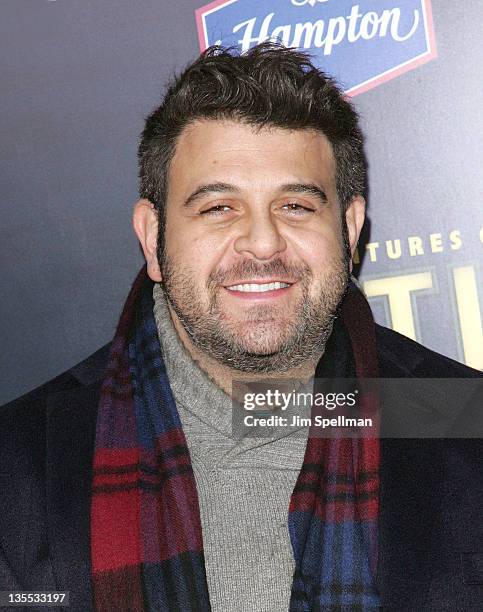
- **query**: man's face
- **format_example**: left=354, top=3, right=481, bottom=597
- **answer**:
left=159, top=119, right=358, bottom=373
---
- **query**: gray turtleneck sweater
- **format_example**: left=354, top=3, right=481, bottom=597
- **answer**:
left=152, top=284, right=311, bottom=612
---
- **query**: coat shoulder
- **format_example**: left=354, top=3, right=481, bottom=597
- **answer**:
left=0, top=343, right=111, bottom=430
left=374, top=324, right=481, bottom=378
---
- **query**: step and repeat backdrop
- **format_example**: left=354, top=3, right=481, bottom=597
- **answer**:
left=1, top=0, right=481, bottom=403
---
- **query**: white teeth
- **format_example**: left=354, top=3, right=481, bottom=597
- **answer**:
left=226, top=282, right=291, bottom=292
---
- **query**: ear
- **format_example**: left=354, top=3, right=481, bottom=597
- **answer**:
left=132, top=199, right=162, bottom=282
left=345, top=195, right=365, bottom=273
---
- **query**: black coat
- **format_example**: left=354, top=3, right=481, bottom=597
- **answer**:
left=1, top=325, right=482, bottom=611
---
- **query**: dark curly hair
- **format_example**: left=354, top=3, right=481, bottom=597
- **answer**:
left=138, top=42, right=366, bottom=253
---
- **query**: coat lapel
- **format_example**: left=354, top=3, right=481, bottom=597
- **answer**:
left=376, top=438, right=444, bottom=609
left=45, top=378, right=102, bottom=611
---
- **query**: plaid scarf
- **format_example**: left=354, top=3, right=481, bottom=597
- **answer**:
left=91, top=266, right=380, bottom=611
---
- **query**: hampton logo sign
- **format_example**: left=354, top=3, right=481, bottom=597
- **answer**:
left=196, top=0, right=437, bottom=96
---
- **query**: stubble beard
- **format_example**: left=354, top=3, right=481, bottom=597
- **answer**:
left=158, top=245, right=351, bottom=375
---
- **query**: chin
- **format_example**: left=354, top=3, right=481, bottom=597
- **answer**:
left=231, top=332, right=292, bottom=357
left=232, top=321, right=286, bottom=341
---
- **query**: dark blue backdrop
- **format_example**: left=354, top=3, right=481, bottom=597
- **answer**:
left=1, top=0, right=481, bottom=404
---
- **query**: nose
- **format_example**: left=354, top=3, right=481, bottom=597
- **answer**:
left=233, top=211, right=287, bottom=261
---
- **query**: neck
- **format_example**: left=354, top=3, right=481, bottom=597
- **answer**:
left=166, top=303, right=322, bottom=397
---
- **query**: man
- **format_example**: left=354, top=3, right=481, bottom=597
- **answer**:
left=0, top=44, right=481, bottom=612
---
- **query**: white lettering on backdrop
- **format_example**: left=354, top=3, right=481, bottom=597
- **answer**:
left=232, top=4, right=420, bottom=55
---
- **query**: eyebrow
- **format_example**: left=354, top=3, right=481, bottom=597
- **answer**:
left=183, top=181, right=328, bottom=207
left=184, top=183, right=240, bottom=207
left=280, top=183, right=328, bottom=205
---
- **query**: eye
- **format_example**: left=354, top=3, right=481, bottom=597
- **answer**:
left=200, top=204, right=233, bottom=216
left=281, top=202, right=315, bottom=214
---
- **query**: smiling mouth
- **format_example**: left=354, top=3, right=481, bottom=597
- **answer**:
left=225, top=281, right=292, bottom=293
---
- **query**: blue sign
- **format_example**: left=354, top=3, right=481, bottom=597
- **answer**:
left=196, top=0, right=437, bottom=96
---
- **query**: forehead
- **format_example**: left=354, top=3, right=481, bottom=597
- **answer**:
left=168, top=119, right=337, bottom=195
